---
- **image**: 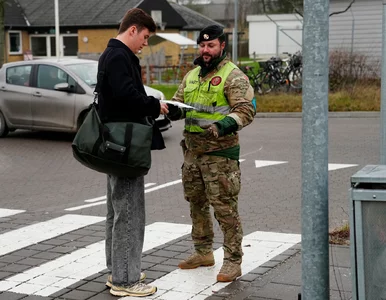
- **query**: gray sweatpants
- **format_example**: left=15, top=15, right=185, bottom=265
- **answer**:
left=105, top=175, right=145, bottom=286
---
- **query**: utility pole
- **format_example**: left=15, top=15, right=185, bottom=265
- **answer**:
left=301, top=0, right=330, bottom=299
left=0, top=0, right=5, bottom=66
left=380, top=0, right=386, bottom=164
left=232, top=0, right=238, bottom=64
left=55, top=0, right=60, bottom=58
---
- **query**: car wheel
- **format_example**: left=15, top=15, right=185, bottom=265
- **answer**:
left=0, top=111, right=9, bottom=137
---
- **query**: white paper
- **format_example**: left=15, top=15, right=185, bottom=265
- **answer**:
left=161, top=100, right=195, bottom=110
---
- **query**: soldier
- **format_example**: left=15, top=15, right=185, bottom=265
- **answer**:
left=167, top=24, right=256, bottom=282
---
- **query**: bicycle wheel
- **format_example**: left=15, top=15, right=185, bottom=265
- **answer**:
left=289, top=67, right=302, bottom=89
left=255, top=72, right=274, bottom=95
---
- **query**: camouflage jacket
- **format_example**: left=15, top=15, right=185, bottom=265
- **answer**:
left=172, top=57, right=255, bottom=153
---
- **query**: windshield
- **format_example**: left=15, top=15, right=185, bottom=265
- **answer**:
left=67, top=62, right=98, bottom=87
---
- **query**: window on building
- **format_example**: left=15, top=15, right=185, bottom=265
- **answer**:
left=9, top=31, right=22, bottom=54
left=31, top=37, right=47, bottom=56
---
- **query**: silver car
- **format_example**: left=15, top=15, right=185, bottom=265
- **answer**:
left=0, top=58, right=171, bottom=137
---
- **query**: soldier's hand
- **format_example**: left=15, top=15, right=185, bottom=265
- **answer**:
left=200, top=124, right=220, bottom=139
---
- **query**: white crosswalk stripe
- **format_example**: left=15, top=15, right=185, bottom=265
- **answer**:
left=0, top=208, right=25, bottom=218
left=0, top=214, right=104, bottom=257
left=0, top=210, right=302, bottom=300
left=0, top=222, right=191, bottom=297
left=119, top=231, right=301, bottom=300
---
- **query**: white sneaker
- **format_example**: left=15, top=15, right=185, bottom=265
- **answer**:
left=106, top=272, right=146, bottom=288
left=110, top=282, right=157, bottom=297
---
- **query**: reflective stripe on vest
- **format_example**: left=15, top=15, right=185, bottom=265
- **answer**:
left=184, top=62, right=237, bottom=133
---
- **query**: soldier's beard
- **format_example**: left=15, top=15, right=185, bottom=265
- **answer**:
left=202, top=51, right=222, bottom=66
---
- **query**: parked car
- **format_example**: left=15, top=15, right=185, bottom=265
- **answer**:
left=0, top=58, right=171, bottom=137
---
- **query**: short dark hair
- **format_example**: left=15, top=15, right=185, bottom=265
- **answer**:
left=118, top=8, right=156, bottom=34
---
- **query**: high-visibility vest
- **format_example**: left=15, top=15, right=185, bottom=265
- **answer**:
left=184, top=62, right=237, bottom=133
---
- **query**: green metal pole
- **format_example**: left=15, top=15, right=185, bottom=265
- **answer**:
left=301, top=0, right=330, bottom=298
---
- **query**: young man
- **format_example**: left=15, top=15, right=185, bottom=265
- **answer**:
left=167, top=25, right=255, bottom=282
left=97, top=8, right=168, bottom=297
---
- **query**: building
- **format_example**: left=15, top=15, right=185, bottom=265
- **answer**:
left=4, top=0, right=222, bottom=65
left=247, top=0, right=382, bottom=63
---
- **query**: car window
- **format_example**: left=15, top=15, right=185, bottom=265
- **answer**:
left=37, top=65, right=76, bottom=91
left=6, top=65, right=32, bottom=86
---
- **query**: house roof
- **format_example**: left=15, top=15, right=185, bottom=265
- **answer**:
left=169, top=2, right=224, bottom=30
left=4, top=0, right=220, bottom=30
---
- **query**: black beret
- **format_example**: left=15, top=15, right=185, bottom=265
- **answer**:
left=197, top=25, right=224, bottom=44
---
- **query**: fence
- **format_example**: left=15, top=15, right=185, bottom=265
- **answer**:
left=141, top=64, right=196, bottom=85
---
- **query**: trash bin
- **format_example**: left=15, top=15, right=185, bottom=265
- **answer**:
left=350, top=165, right=386, bottom=300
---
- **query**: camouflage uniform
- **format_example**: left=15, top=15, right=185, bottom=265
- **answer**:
left=173, top=57, right=255, bottom=264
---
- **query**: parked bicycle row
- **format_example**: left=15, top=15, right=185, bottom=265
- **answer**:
left=241, top=51, right=303, bottom=95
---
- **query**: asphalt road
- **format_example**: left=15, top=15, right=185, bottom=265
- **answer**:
left=0, top=117, right=380, bottom=235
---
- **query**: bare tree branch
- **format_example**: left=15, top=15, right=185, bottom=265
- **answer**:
left=329, top=0, right=355, bottom=17
left=284, top=0, right=356, bottom=18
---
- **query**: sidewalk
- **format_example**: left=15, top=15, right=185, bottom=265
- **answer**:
left=214, top=244, right=352, bottom=300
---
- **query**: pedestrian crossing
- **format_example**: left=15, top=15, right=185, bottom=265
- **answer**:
left=0, top=211, right=301, bottom=300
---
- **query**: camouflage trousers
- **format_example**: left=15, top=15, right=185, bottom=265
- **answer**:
left=182, top=150, right=243, bottom=264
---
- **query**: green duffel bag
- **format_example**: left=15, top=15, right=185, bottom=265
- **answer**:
left=72, top=103, right=153, bottom=178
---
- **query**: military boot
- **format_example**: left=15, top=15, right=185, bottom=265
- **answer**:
left=178, top=252, right=215, bottom=269
left=217, top=260, right=242, bottom=282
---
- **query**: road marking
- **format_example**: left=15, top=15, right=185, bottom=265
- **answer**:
left=328, top=163, right=358, bottom=171
left=0, top=222, right=191, bottom=296
left=0, top=215, right=104, bottom=257
left=144, top=180, right=182, bottom=193
left=255, top=160, right=288, bottom=168
left=66, top=180, right=183, bottom=212
left=0, top=208, right=25, bottom=218
left=239, top=159, right=246, bottom=163
left=83, top=183, right=157, bottom=204
left=119, top=231, right=301, bottom=299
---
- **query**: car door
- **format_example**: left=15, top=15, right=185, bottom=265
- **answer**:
left=0, top=64, right=33, bottom=126
left=31, top=64, right=77, bottom=129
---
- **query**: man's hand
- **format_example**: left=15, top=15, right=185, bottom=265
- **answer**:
left=160, top=102, right=169, bottom=115
left=200, top=124, right=220, bottom=139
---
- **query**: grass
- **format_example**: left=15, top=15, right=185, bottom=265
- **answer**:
left=329, top=223, right=350, bottom=245
left=151, top=83, right=381, bottom=112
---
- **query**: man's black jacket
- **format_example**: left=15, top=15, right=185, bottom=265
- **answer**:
left=97, top=39, right=165, bottom=150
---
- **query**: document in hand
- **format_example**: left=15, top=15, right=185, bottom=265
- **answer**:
left=160, top=100, right=195, bottom=110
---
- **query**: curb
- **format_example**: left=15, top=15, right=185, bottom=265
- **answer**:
left=255, top=111, right=380, bottom=118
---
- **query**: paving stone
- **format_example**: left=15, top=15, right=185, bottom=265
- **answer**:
left=27, top=244, right=56, bottom=251
left=70, top=229, right=96, bottom=236
left=1, top=263, right=31, bottom=273
left=162, top=258, right=181, bottom=266
left=249, top=267, right=272, bottom=275
left=32, top=252, right=62, bottom=260
left=91, top=231, right=105, bottom=237
left=50, top=288, right=71, bottom=298
left=16, top=257, right=47, bottom=266
left=93, top=274, right=108, bottom=284
left=0, top=255, right=23, bottom=264
left=151, top=249, right=180, bottom=258
left=68, top=280, right=88, bottom=290
left=281, top=249, right=299, bottom=256
left=76, top=236, right=103, bottom=243
left=149, top=264, right=177, bottom=273
left=259, top=261, right=280, bottom=268
left=0, top=291, right=26, bottom=300
left=141, top=261, right=156, bottom=269
left=142, top=249, right=157, bottom=255
left=48, top=246, right=76, bottom=254
left=21, top=295, right=50, bottom=300
left=62, top=241, right=91, bottom=248
left=87, top=292, right=116, bottom=300
left=0, top=271, right=12, bottom=280
left=41, top=239, right=68, bottom=246
left=163, top=245, right=190, bottom=252
left=240, top=273, right=261, bottom=282
left=270, top=254, right=291, bottom=262
left=83, top=273, right=102, bottom=281
left=10, top=249, right=40, bottom=257
left=142, top=255, right=168, bottom=264
left=77, top=281, right=107, bottom=293
left=253, top=283, right=301, bottom=299
left=60, top=290, right=97, bottom=300
left=56, top=233, right=81, bottom=241
left=143, top=270, right=167, bottom=280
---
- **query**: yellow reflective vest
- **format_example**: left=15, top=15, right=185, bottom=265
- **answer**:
left=184, top=62, right=237, bottom=132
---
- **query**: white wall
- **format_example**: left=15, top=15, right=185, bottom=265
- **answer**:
left=247, top=14, right=303, bottom=58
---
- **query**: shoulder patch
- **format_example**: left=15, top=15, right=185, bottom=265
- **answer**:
left=211, top=76, right=222, bottom=86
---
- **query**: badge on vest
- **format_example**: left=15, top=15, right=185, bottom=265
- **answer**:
left=211, top=76, right=222, bottom=86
